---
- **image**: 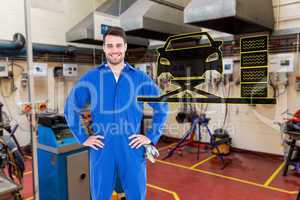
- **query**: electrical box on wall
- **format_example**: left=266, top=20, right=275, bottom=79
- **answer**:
left=0, top=62, right=8, bottom=77
left=32, top=63, right=48, bottom=77
left=63, top=64, right=78, bottom=77
left=18, top=100, right=48, bottom=115
left=269, top=53, right=295, bottom=72
left=223, top=58, right=234, bottom=74
left=53, top=66, right=63, bottom=78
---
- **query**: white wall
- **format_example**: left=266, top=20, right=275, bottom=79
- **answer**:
left=0, top=60, right=93, bottom=146
left=273, top=0, right=300, bottom=30
left=0, top=0, right=105, bottom=44
left=0, top=0, right=300, bottom=44
left=163, top=60, right=300, bottom=155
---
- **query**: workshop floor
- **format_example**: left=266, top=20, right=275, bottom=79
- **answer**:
left=21, top=142, right=300, bottom=200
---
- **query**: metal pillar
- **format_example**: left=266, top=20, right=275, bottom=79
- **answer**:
left=24, top=0, right=39, bottom=199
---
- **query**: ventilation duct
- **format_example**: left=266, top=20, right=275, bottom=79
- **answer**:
left=184, top=0, right=274, bottom=34
left=120, top=0, right=199, bottom=41
left=66, top=0, right=149, bottom=48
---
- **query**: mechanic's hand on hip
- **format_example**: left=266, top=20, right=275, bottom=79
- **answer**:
left=83, top=135, right=104, bottom=150
left=129, top=134, right=151, bottom=148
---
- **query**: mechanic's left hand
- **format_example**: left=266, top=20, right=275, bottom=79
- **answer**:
left=128, top=134, right=151, bottom=148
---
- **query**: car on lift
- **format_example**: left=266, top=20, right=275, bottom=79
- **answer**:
left=156, top=32, right=223, bottom=80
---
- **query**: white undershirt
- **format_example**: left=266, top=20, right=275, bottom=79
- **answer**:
left=104, top=63, right=123, bottom=82
left=113, top=73, right=119, bottom=82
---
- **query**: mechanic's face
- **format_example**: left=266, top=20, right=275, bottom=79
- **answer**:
left=103, top=35, right=127, bottom=66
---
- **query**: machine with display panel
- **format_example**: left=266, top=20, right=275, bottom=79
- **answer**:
left=37, top=114, right=89, bottom=200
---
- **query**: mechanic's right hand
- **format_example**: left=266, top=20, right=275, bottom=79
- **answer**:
left=83, top=135, right=104, bottom=150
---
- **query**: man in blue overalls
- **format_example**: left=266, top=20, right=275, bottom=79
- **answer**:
left=64, top=26, right=169, bottom=200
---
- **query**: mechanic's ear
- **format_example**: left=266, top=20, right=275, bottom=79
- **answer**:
left=124, top=42, right=127, bottom=52
left=103, top=42, right=107, bottom=53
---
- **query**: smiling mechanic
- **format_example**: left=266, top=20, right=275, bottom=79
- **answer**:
left=64, top=26, right=169, bottom=200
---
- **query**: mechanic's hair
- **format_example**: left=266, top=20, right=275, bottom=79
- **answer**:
left=103, top=26, right=127, bottom=44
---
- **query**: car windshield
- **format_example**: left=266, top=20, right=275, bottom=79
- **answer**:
left=166, top=34, right=211, bottom=51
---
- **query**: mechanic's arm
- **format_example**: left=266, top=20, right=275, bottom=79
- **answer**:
left=64, top=75, right=103, bottom=149
left=142, top=74, right=169, bottom=145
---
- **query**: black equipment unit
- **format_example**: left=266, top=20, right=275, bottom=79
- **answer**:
left=210, top=129, right=232, bottom=156
left=37, top=114, right=73, bottom=140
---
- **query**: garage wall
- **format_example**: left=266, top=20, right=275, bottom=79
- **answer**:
left=0, top=60, right=93, bottom=146
left=0, top=0, right=104, bottom=45
left=208, top=68, right=300, bottom=155
left=273, top=0, right=300, bottom=31
left=162, top=59, right=300, bottom=155
left=0, top=0, right=104, bottom=146
left=2, top=59, right=298, bottom=154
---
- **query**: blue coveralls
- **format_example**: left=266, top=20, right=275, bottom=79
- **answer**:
left=64, top=62, right=169, bottom=200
